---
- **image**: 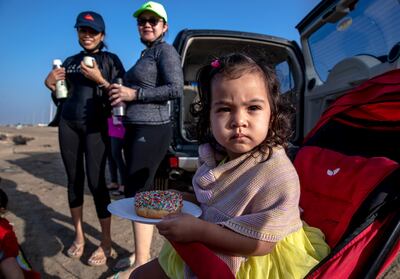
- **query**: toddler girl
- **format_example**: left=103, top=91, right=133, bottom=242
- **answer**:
left=131, top=53, right=330, bottom=279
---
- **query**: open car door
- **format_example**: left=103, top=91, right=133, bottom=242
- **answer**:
left=156, top=29, right=304, bottom=190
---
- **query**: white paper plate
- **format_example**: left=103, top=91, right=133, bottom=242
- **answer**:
left=107, top=197, right=202, bottom=224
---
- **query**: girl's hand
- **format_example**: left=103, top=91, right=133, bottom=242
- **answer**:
left=108, top=83, right=137, bottom=106
left=44, top=68, right=65, bottom=92
left=80, top=60, right=106, bottom=85
left=156, top=213, right=203, bottom=242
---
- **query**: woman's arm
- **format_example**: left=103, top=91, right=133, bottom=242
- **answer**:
left=80, top=60, right=110, bottom=88
left=44, top=67, right=65, bottom=92
left=156, top=213, right=276, bottom=257
left=108, top=84, right=137, bottom=106
left=108, top=44, right=183, bottom=105
left=136, top=44, right=184, bottom=103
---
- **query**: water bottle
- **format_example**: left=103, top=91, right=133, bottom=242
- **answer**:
left=112, top=78, right=126, bottom=116
left=52, top=59, right=68, bottom=99
left=83, top=56, right=95, bottom=68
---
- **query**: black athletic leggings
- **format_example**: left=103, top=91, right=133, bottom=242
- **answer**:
left=59, top=117, right=111, bottom=219
left=108, top=137, right=127, bottom=186
left=124, top=123, right=172, bottom=198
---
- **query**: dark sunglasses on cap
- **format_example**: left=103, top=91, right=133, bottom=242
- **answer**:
left=137, top=17, right=163, bottom=27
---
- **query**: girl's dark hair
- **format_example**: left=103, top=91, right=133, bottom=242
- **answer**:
left=0, top=188, right=8, bottom=209
left=191, top=53, right=294, bottom=158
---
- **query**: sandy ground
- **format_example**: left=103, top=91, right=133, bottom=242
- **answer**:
left=0, top=125, right=398, bottom=279
left=0, top=126, right=164, bottom=278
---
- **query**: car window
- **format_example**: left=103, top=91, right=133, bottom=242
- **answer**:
left=307, top=0, right=400, bottom=82
left=275, top=60, right=295, bottom=94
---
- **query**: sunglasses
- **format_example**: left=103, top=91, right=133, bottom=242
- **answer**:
left=137, top=17, right=163, bottom=27
left=78, top=27, right=100, bottom=36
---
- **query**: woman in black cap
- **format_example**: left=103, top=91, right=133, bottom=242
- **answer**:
left=107, top=1, right=183, bottom=277
left=44, top=11, right=125, bottom=266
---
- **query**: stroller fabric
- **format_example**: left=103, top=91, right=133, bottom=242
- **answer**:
left=296, top=69, right=400, bottom=278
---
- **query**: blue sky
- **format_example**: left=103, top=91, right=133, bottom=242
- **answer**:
left=0, top=0, right=319, bottom=125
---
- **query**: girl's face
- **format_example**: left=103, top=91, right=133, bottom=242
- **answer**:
left=137, top=11, right=168, bottom=43
left=77, top=27, right=104, bottom=52
left=210, top=72, right=271, bottom=160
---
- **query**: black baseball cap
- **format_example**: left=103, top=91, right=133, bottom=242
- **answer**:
left=74, top=11, right=105, bottom=33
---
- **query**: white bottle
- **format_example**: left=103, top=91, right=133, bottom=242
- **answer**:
left=52, top=59, right=68, bottom=99
left=83, top=56, right=95, bottom=68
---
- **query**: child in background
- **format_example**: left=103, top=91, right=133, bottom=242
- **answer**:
left=107, top=115, right=127, bottom=196
left=0, top=188, right=40, bottom=279
left=131, top=53, right=330, bottom=279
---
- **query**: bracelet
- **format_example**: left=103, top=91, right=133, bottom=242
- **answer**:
left=98, top=82, right=107, bottom=89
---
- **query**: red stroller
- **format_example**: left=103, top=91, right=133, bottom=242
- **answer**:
left=295, top=69, right=400, bottom=278
left=170, top=69, right=400, bottom=278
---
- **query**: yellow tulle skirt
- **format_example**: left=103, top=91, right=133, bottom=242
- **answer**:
left=158, top=224, right=330, bottom=279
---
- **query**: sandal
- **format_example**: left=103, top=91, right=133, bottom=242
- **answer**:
left=111, top=190, right=124, bottom=197
left=88, top=246, right=116, bottom=266
left=111, top=185, right=125, bottom=197
left=113, top=256, right=135, bottom=272
left=67, top=242, right=85, bottom=259
left=107, top=183, right=119, bottom=191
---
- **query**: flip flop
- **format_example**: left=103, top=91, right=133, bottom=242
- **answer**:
left=111, top=185, right=125, bottom=196
left=88, top=246, right=116, bottom=267
left=113, top=256, right=135, bottom=272
left=67, top=242, right=85, bottom=259
left=111, top=190, right=124, bottom=197
left=107, top=183, right=119, bottom=191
